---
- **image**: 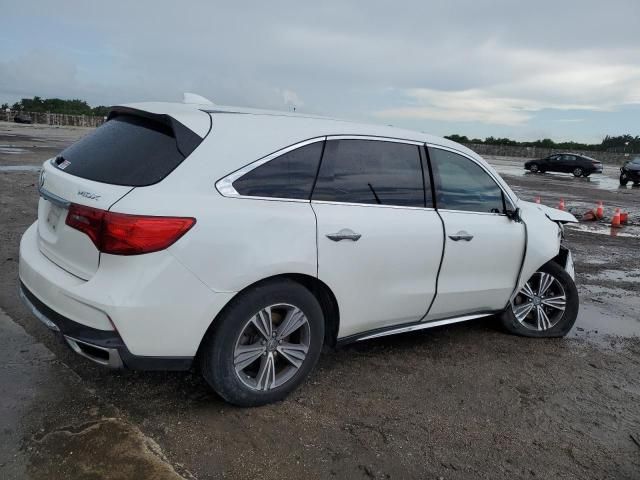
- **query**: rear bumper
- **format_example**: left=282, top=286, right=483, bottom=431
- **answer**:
left=20, top=281, right=192, bottom=370
left=19, top=221, right=235, bottom=362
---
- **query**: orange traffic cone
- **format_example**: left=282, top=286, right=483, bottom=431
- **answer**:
left=535, top=196, right=541, bottom=204
left=620, top=211, right=628, bottom=224
left=558, top=198, right=565, bottom=211
left=596, top=201, right=604, bottom=219
left=611, top=208, right=621, bottom=228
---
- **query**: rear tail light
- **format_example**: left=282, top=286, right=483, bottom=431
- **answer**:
left=66, top=204, right=195, bottom=255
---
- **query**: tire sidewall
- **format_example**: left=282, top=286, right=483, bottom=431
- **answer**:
left=502, top=261, right=579, bottom=338
left=573, top=167, right=583, bottom=177
left=202, top=280, right=325, bottom=407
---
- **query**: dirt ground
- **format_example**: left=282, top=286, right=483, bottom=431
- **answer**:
left=0, top=122, right=639, bottom=479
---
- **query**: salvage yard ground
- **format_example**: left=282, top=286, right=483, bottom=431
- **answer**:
left=0, top=122, right=639, bottom=480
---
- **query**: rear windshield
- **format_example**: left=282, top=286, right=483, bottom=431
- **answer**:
left=55, top=114, right=196, bottom=186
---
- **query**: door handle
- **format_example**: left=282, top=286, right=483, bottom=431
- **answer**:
left=326, top=228, right=362, bottom=242
left=448, top=230, right=474, bottom=242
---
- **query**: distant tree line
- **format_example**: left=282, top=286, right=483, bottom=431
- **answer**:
left=445, top=134, right=640, bottom=154
left=2, top=96, right=109, bottom=117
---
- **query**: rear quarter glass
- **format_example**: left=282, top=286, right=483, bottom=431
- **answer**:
left=55, top=114, right=202, bottom=187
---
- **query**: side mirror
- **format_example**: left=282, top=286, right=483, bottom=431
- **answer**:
left=506, top=207, right=522, bottom=222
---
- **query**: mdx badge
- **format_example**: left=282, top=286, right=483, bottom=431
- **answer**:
left=77, top=191, right=101, bottom=201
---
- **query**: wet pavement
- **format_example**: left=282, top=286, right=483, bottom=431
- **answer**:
left=0, top=122, right=639, bottom=479
left=488, top=156, right=637, bottom=194
left=0, top=308, right=189, bottom=479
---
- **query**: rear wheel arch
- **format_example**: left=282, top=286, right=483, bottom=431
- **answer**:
left=196, top=273, right=340, bottom=360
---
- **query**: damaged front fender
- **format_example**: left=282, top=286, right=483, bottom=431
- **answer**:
left=514, top=201, right=577, bottom=293
left=534, top=203, right=578, bottom=224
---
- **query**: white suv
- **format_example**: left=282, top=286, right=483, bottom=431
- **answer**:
left=19, top=99, right=578, bottom=406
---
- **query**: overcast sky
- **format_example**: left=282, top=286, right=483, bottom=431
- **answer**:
left=1, top=1, right=639, bottom=142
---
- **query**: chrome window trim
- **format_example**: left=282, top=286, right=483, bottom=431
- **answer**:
left=437, top=208, right=508, bottom=217
left=215, top=136, right=327, bottom=198
left=216, top=135, right=426, bottom=204
left=325, top=135, right=424, bottom=146
left=311, top=199, right=436, bottom=211
left=425, top=143, right=518, bottom=208
left=313, top=135, right=426, bottom=208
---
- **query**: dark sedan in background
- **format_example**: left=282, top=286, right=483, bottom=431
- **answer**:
left=524, top=153, right=603, bottom=177
left=620, top=157, right=640, bottom=186
left=13, top=113, right=33, bottom=124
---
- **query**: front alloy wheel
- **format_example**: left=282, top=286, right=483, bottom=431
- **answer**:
left=501, top=261, right=579, bottom=337
left=511, top=272, right=566, bottom=331
left=529, top=163, right=539, bottom=173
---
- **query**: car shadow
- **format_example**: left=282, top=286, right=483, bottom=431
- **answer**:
left=68, top=315, right=516, bottom=411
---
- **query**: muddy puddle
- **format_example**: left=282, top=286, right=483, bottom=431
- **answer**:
left=489, top=159, right=635, bottom=193
left=568, top=222, right=640, bottom=238
left=571, top=302, right=640, bottom=341
left=584, top=268, right=640, bottom=283
left=0, top=146, right=28, bottom=154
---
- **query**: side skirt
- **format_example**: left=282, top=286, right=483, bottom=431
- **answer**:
left=336, top=312, right=496, bottom=346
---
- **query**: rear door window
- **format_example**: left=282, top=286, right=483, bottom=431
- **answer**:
left=55, top=114, right=201, bottom=187
left=232, top=141, right=324, bottom=199
left=312, top=139, right=427, bottom=207
left=429, top=147, right=505, bottom=214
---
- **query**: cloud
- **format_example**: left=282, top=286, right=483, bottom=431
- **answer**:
left=1, top=0, right=639, bottom=141
left=374, top=45, right=640, bottom=127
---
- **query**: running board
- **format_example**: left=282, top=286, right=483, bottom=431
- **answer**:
left=338, top=313, right=494, bottom=345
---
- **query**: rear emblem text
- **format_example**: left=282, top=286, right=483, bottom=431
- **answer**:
left=78, top=191, right=101, bottom=201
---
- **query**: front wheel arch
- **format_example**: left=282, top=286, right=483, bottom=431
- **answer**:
left=501, top=260, right=579, bottom=337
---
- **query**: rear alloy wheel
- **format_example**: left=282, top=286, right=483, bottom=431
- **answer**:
left=573, top=167, right=584, bottom=177
left=200, top=279, right=324, bottom=407
left=233, top=304, right=311, bottom=391
left=529, top=163, right=539, bottom=173
left=501, top=261, right=578, bottom=337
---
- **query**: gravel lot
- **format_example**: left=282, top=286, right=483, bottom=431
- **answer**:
left=1, top=122, right=639, bottom=479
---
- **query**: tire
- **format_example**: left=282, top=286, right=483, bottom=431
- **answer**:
left=573, top=167, right=584, bottom=177
left=620, top=174, right=629, bottom=186
left=501, top=261, right=579, bottom=338
left=200, top=279, right=324, bottom=407
left=529, top=163, right=539, bottom=173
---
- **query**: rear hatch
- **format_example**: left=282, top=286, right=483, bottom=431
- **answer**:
left=37, top=110, right=206, bottom=280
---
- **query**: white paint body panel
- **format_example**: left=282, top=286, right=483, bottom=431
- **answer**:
left=37, top=160, right=133, bottom=279
left=20, top=221, right=233, bottom=356
left=312, top=202, right=444, bottom=337
left=515, top=200, right=565, bottom=292
left=427, top=211, right=525, bottom=319
left=18, top=101, right=575, bottom=363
